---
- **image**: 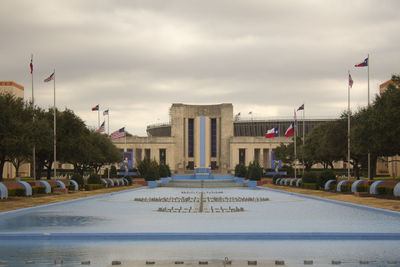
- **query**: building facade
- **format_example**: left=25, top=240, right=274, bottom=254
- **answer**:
left=113, top=103, right=333, bottom=174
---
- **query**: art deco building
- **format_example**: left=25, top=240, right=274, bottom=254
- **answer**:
left=113, top=103, right=332, bottom=174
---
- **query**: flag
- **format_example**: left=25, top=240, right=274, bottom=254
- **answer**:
left=44, top=72, right=54, bottom=82
left=285, top=123, right=295, bottom=137
left=349, top=73, right=354, bottom=88
left=265, top=127, right=279, bottom=138
left=236, top=112, right=241, bottom=116
left=355, top=57, right=368, bottom=67
left=30, top=56, right=33, bottom=74
left=103, top=109, right=109, bottom=116
left=248, top=111, right=252, bottom=115
left=98, top=121, right=105, bottom=133
left=297, top=104, right=304, bottom=111
left=92, top=105, right=99, bottom=111
left=111, top=127, right=125, bottom=139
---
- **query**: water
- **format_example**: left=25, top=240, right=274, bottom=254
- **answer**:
left=1, top=187, right=400, bottom=266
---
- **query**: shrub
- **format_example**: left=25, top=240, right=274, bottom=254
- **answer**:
left=159, top=164, right=170, bottom=178
left=302, top=172, right=317, bottom=183
left=340, top=184, right=352, bottom=192
left=68, top=184, right=76, bottom=191
left=31, top=186, right=46, bottom=194
left=110, top=166, right=118, bottom=177
left=377, top=186, right=394, bottom=195
left=138, top=159, right=160, bottom=181
left=234, top=164, right=247, bottom=177
left=71, top=173, right=84, bottom=186
left=302, top=183, right=319, bottom=190
left=15, top=188, right=26, bottom=196
left=87, top=173, right=101, bottom=184
left=317, top=170, right=336, bottom=189
left=7, top=188, right=16, bottom=196
left=357, top=185, right=370, bottom=192
left=246, top=161, right=263, bottom=180
left=84, top=184, right=105, bottom=191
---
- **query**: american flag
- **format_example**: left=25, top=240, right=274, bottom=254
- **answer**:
left=349, top=73, right=354, bottom=88
left=103, top=109, right=109, bottom=116
left=98, top=121, right=105, bottom=133
left=44, top=72, right=54, bottom=82
left=30, top=56, right=33, bottom=74
left=110, top=127, right=125, bottom=139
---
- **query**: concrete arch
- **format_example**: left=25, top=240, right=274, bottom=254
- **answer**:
left=296, top=179, right=302, bottom=187
left=394, top=182, right=400, bottom=197
left=119, top=179, right=124, bottom=186
left=275, top=178, right=282, bottom=185
left=113, top=178, right=120, bottom=186
left=0, top=182, right=8, bottom=199
left=279, top=178, right=285, bottom=185
left=101, top=178, right=108, bottom=187
left=38, top=181, right=51, bottom=194
left=55, top=180, right=66, bottom=189
left=324, top=180, right=336, bottom=191
left=289, top=178, right=296, bottom=186
left=336, top=180, right=351, bottom=192
left=69, top=180, right=79, bottom=191
left=123, top=178, right=129, bottom=185
left=107, top=178, right=114, bottom=187
left=284, top=178, right=290, bottom=186
left=17, top=181, right=32, bottom=196
left=351, top=180, right=365, bottom=193
left=369, top=180, right=384, bottom=195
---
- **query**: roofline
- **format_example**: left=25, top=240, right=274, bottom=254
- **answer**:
left=0, top=81, right=24, bottom=91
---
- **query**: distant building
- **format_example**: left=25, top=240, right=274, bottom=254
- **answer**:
left=113, top=103, right=334, bottom=174
left=0, top=81, right=30, bottom=178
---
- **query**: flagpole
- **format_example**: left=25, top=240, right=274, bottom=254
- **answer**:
left=107, top=110, right=110, bottom=136
left=294, top=110, right=297, bottom=179
left=98, top=106, right=100, bottom=129
left=302, top=105, right=305, bottom=175
left=348, top=71, right=351, bottom=180
left=367, top=54, right=371, bottom=180
left=31, top=54, right=36, bottom=179
left=53, top=69, right=57, bottom=179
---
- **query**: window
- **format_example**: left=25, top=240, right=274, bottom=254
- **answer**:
left=145, top=149, right=151, bottom=160
left=159, top=149, right=166, bottom=165
left=188, top=118, right=194, bottom=157
left=239, top=149, right=246, bottom=165
left=211, top=118, right=217, bottom=157
left=254, top=148, right=260, bottom=164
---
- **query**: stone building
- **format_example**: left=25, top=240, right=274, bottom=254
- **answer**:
left=113, top=103, right=333, bottom=174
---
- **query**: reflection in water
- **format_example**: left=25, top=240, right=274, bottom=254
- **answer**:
left=0, top=213, right=106, bottom=230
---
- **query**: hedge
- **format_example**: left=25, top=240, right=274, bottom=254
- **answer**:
left=301, top=183, right=319, bottom=190
left=31, top=186, right=46, bottom=194
left=7, top=188, right=26, bottom=196
left=84, top=184, right=104, bottom=191
left=377, top=186, right=394, bottom=195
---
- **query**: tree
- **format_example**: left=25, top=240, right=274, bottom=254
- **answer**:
left=0, top=93, right=33, bottom=180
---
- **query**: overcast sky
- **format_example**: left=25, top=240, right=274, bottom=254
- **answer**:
left=1, top=0, right=399, bottom=135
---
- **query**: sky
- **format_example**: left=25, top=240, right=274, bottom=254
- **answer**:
left=1, top=0, right=399, bottom=136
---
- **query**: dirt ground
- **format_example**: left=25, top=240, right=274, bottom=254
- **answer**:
left=1, top=184, right=399, bottom=213
left=262, top=184, right=400, bottom=212
left=0, top=185, right=143, bottom=213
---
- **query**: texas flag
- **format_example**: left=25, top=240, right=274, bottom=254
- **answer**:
left=285, top=123, right=295, bottom=137
left=297, top=104, right=304, bottom=111
left=92, top=105, right=99, bottom=111
left=355, top=58, right=368, bottom=67
left=265, top=127, right=279, bottom=138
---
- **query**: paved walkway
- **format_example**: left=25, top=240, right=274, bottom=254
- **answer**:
left=262, top=184, right=400, bottom=212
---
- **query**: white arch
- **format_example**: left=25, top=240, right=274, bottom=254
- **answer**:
left=38, top=180, right=51, bottom=194
left=394, top=182, right=400, bottom=197
left=17, top=181, right=32, bottom=196
left=351, top=180, right=365, bottom=193
left=369, top=180, right=384, bottom=195
left=0, top=182, right=8, bottom=199
left=69, top=180, right=79, bottom=191
left=55, top=180, right=66, bottom=189
left=324, top=180, right=336, bottom=191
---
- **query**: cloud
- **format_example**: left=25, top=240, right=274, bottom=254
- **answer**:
left=1, top=0, right=399, bottom=136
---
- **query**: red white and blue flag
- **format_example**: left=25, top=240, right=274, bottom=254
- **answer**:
left=355, top=58, right=368, bottom=67
left=297, top=104, right=304, bottom=111
left=44, top=72, right=54, bottom=82
left=98, top=121, right=105, bottom=133
left=111, top=127, right=125, bottom=139
left=103, top=109, right=109, bottom=116
left=92, top=105, right=99, bottom=111
left=30, top=56, right=33, bottom=74
left=265, top=127, right=279, bottom=138
left=349, top=73, right=354, bottom=88
left=285, top=123, right=295, bottom=138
